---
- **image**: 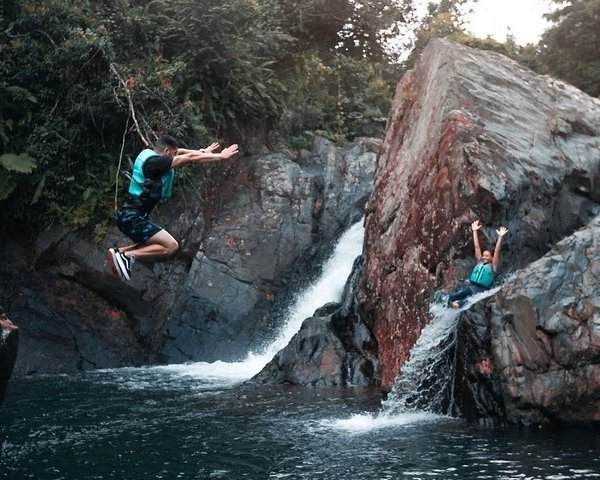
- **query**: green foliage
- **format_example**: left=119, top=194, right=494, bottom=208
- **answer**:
left=0, top=0, right=413, bottom=236
left=272, top=54, right=400, bottom=148
left=0, top=153, right=36, bottom=173
left=541, top=0, right=600, bottom=97
left=0, top=170, right=17, bottom=201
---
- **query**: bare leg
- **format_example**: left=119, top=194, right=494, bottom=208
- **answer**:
left=118, top=244, right=140, bottom=253
left=122, top=229, right=179, bottom=260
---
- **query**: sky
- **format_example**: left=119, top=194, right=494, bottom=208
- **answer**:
left=461, top=0, right=555, bottom=45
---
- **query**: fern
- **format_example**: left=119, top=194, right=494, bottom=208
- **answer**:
left=0, top=153, right=37, bottom=173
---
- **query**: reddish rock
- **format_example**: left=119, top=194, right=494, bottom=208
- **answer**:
left=488, top=216, right=600, bottom=425
left=361, top=38, right=600, bottom=389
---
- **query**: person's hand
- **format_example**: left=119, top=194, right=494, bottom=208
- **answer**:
left=219, top=144, right=239, bottom=159
left=204, top=142, right=220, bottom=153
left=471, top=220, right=482, bottom=232
left=497, top=226, right=509, bottom=237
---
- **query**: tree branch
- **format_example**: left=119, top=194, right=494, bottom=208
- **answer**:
left=109, top=61, right=153, bottom=147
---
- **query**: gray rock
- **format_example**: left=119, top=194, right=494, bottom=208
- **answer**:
left=3, top=136, right=378, bottom=374
left=360, top=38, right=600, bottom=390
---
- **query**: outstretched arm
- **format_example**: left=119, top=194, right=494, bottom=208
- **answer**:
left=492, top=226, right=509, bottom=271
left=175, top=142, right=220, bottom=156
left=171, top=144, right=239, bottom=168
left=472, top=220, right=483, bottom=261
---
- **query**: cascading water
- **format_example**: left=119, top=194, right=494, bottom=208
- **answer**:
left=380, top=286, right=502, bottom=417
left=380, top=304, right=463, bottom=416
left=154, top=220, right=365, bottom=384
left=326, top=286, right=502, bottom=433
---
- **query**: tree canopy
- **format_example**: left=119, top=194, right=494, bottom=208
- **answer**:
left=0, top=0, right=596, bottom=238
left=0, top=0, right=407, bottom=235
left=541, top=0, right=600, bottom=97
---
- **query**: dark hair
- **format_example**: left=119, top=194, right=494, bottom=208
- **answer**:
left=155, top=135, right=178, bottom=151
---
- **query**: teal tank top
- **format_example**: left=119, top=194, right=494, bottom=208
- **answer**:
left=128, top=148, right=175, bottom=199
left=469, top=261, right=495, bottom=288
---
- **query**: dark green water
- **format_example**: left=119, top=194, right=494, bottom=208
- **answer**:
left=1, top=365, right=600, bottom=480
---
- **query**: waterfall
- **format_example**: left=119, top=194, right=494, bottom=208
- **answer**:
left=155, top=220, right=365, bottom=383
left=255, top=220, right=365, bottom=359
left=381, top=304, right=462, bottom=416
left=324, top=286, right=502, bottom=433
left=380, top=286, right=501, bottom=417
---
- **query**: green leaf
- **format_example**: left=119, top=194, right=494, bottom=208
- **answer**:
left=0, top=153, right=37, bottom=173
left=31, top=173, right=47, bottom=205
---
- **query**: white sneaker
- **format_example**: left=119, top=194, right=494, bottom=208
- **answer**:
left=114, top=251, right=134, bottom=281
left=107, top=248, right=123, bottom=279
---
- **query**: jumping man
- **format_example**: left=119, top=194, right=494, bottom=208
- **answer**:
left=108, top=135, right=239, bottom=280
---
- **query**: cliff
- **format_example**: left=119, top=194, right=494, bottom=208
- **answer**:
left=361, top=38, right=600, bottom=393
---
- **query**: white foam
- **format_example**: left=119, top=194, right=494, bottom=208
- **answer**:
left=320, top=411, right=447, bottom=433
left=150, top=359, right=265, bottom=383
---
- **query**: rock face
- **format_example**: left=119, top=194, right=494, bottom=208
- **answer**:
left=251, top=257, right=379, bottom=386
left=2, top=137, right=377, bottom=374
left=431, top=215, right=600, bottom=426
left=360, top=38, right=600, bottom=390
left=0, top=311, right=18, bottom=405
left=162, top=138, right=378, bottom=362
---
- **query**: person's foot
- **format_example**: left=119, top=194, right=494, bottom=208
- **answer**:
left=434, top=290, right=444, bottom=303
left=107, top=248, right=122, bottom=279
left=108, top=248, right=135, bottom=280
left=115, top=251, right=135, bottom=281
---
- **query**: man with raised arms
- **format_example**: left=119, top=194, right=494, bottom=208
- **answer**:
left=108, top=135, right=239, bottom=280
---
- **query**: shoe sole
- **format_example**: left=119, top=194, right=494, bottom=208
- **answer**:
left=107, top=249, right=123, bottom=279
left=114, top=251, right=131, bottom=281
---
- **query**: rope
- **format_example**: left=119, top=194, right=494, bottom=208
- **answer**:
left=114, top=116, right=130, bottom=215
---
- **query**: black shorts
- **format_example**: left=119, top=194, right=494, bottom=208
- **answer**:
left=116, top=208, right=163, bottom=244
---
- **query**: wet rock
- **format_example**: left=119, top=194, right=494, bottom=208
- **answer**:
left=8, top=274, right=148, bottom=375
left=0, top=309, right=18, bottom=406
left=487, top=215, right=600, bottom=426
left=360, top=38, right=600, bottom=389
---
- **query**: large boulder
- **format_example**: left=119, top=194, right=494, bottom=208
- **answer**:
left=487, top=215, right=600, bottom=425
left=360, top=38, right=600, bottom=389
left=3, top=136, right=378, bottom=374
